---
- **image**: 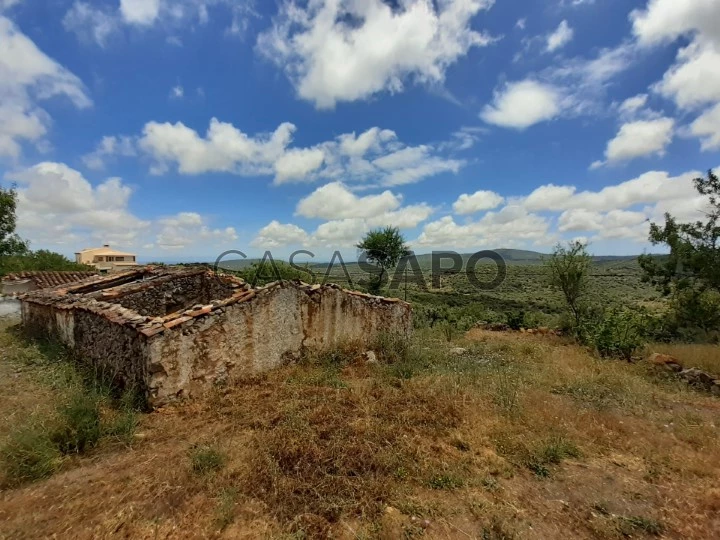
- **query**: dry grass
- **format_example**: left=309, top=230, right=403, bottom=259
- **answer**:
left=646, top=343, right=720, bottom=377
left=0, top=323, right=719, bottom=538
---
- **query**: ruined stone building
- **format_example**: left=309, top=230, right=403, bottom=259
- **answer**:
left=19, top=267, right=412, bottom=407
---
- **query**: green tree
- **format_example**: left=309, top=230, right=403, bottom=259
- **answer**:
left=356, top=226, right=410, bottom=293
left=547, top=241, right=591, bottom=329
left=1, top=250, right=92, bottom=275
left=639, top=169, right=720, bottom=293
left=0, top=185, right=29, bottom=258
left=639, top=169, right=720, bottom=336
left=32, top=250, right=92, bottom=271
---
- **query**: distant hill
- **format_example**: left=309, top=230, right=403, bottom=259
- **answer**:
left=494, top=249, right=546, bottom=261
left=411, top=250, right=639, bottom=269
left=207, top=250, right=641, bottom=273
left=214, top=258, right=264, bottom=270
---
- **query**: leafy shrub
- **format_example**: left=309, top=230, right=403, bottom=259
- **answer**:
left=663, top=289, right=720, bottom=342
left=365, top=274, right=383, bottom=295
left=372, top=331, right=411, bottom=364
left=505, top=310, right=525, bottom=331
left=522, top=310, right=552, bottom=330
left=455, top=315, right=477, bottom=332
left=580, top=306, right=651, bottom=360
left=413, top=305, right=450, bottom=328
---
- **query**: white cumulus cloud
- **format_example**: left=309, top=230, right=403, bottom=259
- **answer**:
left=453, top=190, right=504, bottom=214
left=6, top=162, right=240, bottom=253
left=522, top=169, right=708, bottom=218
left=481, top=80, right=562, bottom=129
left=654, top=39, right=720, bottom=110
left=156, top=211, right=238, bottom=250
left=415, top=205, right=550, bottom=249
left=631, top=0, right=720, bottom=47
left=274, top=148, right=325, bottom=183
left=252, top=181, right=434, bottom=249
left=102, top=122, right=463, bottom=187
left=251, top=221, right=309, bottom=249
left=256, top=0, right=495, bottom=109
left=8, top=162, right=148, bottom=247
left=0, top=16, right=91, bottom=159
left=593, top=117, right=674, bottom=167
left=690, top=103, right=720, bottom=151
left=296, top=182, right=400, bottom=220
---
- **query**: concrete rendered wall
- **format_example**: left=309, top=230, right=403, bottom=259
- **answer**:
left=145, top=285, right=411, bottom=406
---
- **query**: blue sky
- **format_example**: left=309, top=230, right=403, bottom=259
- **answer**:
left=1, top=0, right=719, bottom=262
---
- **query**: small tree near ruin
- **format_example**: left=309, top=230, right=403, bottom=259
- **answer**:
left=357, top=226, right=410, bottom=294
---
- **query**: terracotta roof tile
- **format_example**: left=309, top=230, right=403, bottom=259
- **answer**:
left=2, top=271, right=97, bottom=289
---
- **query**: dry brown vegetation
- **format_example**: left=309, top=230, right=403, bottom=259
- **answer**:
left=645, top=343, right=720, bottom=378
left=1, top=321, right=719, bottom=539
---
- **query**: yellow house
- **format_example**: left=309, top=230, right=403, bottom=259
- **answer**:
left=75, top=245, right=139, bottom=274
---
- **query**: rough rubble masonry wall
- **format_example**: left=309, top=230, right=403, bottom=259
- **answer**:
left=20, top=268, right=412, bottom=407
left=110, top=272, right=235, bottom=317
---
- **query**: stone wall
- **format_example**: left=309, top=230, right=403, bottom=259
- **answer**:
left=19, top=268, right=412, bottom=408
left=72, top=310, right=149, bottom=391
left=21, top=299, right=150, bottom=392
left=112, top=273, right=235, bottom=317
